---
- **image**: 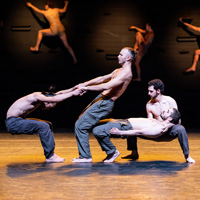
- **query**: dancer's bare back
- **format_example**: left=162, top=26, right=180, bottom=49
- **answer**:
left=6, top=93, right=42, bottom=118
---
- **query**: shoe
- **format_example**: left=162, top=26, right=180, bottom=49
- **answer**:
left=103, top=150, right=120, bottom=163
left=45, top=154, right=65, bottom=163
left=121, top=153, right=139, bottom=160
left=72, top=157, right=92, bottom=163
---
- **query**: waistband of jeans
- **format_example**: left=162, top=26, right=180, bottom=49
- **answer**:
left=124, top=119, right=133, bottom=130
left=5, top=116, right=21, bottom=122
left=100, top=94, right=114, bottom=101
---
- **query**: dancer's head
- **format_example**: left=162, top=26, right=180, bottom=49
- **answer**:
left=45, top=0, right=54, bottom=9
left=161, top=108, right=181, bottom=124
left=41, top=85, right=57, bottom=110
left=148, top=79, right=164, bottom=99
left=146, top=22, right=153, bottom=31
left=118, top=47, right=137, bottom=65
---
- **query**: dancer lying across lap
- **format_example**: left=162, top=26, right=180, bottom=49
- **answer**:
left=92, top=108, right=183, bottom=163
left=122, top=79, right=195, bottom=163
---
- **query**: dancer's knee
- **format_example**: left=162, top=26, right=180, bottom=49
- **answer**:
left=92, top=126, right=99, bottom=137
left=173, top=124, right=186, bottom=136
left=136, top=32, right=143, bottom=38
left=40, top=122, right=51, bottom=131
left=195, top=49, right=200, bottom=55
left=74, top=119, right=84, bottom=135
left=75, top=119, right=81, bottom=129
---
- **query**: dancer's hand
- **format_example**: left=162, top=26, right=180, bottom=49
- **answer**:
left=179, top=17, right=183, bottom=23
left=26, top=2, right=32, bottom=7
left=129, top=26, right=136, bottom=30
left=79, top=88, right=87, bottom=96
left=109, top=128, right=121, bottom=135
left=73, top=88, right=82, bottom=96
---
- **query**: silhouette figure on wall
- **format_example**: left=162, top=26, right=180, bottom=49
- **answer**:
left=26, top=1, right=77, bottom=64
left=179, top=17, right=200, bottom=74
left=129, top=23, right=154, bottom=81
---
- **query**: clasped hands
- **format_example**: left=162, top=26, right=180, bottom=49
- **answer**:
left=74, top=84, right=88, bottom=96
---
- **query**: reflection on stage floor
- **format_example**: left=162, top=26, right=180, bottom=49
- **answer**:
left=0, top=131, right=200, bottom=200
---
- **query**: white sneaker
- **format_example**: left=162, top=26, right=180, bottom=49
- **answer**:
left=103, top=150, right=120, bottom=163
left=72, top=157, right=92, bottom=163
left=186, top=156, right=195, bottom=163
left=45, top=154, right=65, bottom=163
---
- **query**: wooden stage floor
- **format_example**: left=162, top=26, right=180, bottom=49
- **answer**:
left=0, top=131, right=200, bottom=200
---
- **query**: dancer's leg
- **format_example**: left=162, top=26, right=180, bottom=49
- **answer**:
left=30, top=29, right=53, bottom=51
left=185, top=49, right=200, bottom=72
left=59, top=33, right=77, bottom=64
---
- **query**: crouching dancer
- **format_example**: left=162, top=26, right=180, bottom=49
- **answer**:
left=93, top=108, right=182, bottom=163
left=5, top=87, right=81, bottom=162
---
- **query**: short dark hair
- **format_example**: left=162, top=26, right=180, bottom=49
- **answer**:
left=148, top=79, right=165, bottom=94
left=125, top=47, right=138, bottom=61
left=170, top=108, right=181, bottom=124
left=146, top=22, right=152, bottom=27
left=45, top=0, right=54, bottom=8
left=42, top=84, right=56, bottom=96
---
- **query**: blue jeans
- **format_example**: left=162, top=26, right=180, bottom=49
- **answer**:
left=126, top=124, right=190, bottom=156
left=5, top=117, right=55, bottom=158
left=75, top=94, right=115, bottom=158
left=93, top=119, right=132, bottom=155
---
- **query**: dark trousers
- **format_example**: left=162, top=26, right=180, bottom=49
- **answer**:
left=93, top=119, right=133, bottom=155
left=5, top=117, right=55, bottom=158
left=75, top=94, right=115, bottom=159
left=127, top=124, right=190, bottom=156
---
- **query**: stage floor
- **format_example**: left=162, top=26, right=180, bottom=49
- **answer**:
left=0, top=131, right=200, bottom=200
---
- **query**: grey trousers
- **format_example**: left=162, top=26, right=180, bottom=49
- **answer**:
left=126, top=124, right=190, bottom=156
left=5, top=117, right=55, bottom=158
left=93, top=119, right=132, bottom=155
left=75, top=94, right=115, bottom=158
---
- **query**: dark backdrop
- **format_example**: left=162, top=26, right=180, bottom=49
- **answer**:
left=0, top=0, right=200, bottom=130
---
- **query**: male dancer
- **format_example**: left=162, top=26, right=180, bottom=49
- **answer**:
left=123, top=79, right=195, bottom=163
left=5, top=87, right=80, bottom=162
left=72, top=47, right=137, bottom=163
left=92, top=108, right=181, bottom=163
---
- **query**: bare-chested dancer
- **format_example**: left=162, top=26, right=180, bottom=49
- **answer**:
left=71, top=47, right=137, bottom=163
left=92, top=108, right=181, bottom=163
left=26, top=1, right=77, bottom=64
left=5, top=87, right=81, bottom=162
left=123, top=79, right=195, bottom=163
left=129, top=23, right=154, bottom=81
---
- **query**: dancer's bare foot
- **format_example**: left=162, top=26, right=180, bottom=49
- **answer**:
left=45, top=154, right=65, bottom=163
left=72, top=157, right=92, bottom=163
left=186, top=155, right=195, bottom=163
left=30, top=46, right=39, bottom=51
left=183, top=68, right=195, bottom=75
left=121, top=151, right=139, bottom=160
left=185, top=67, right=195, bottom=73
left=103, top=150, right=120, bottom=163
left=73, top=58, right=78, bottom=64
left=185, top=67, right=195, bottom=72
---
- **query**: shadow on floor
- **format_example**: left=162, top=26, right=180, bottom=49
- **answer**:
left=6, top=161, right=190, bottom=178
